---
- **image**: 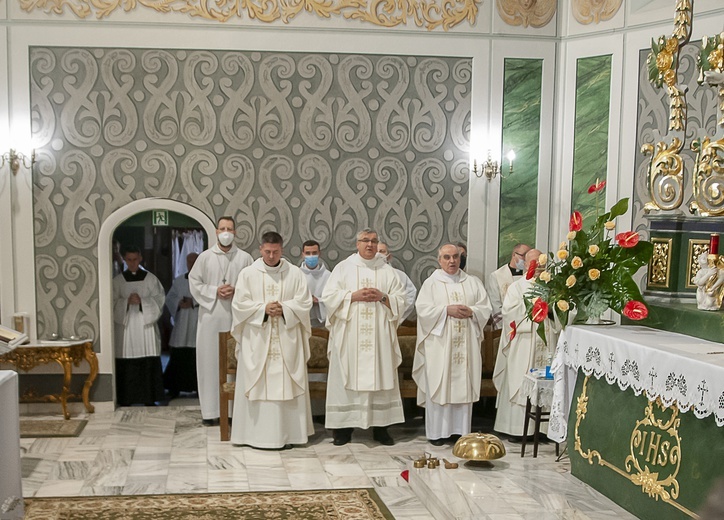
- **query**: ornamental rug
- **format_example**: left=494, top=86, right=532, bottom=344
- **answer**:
left=24, top=488, right=395, bottom=520
left=19, top=419, right=87, bottom=438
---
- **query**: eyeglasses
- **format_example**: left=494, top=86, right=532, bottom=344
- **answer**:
left=358, top=239, right=379, bottom=244
left=514, top=251, right=526, bottom=257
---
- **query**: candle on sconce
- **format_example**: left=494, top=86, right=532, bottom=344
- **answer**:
left=710, top=233, right=719, bottom=256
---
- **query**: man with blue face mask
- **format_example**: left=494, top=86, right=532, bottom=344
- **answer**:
left=189, top=216, right=253, bottom=426
left=487, top=243, right=531, bottom=330
left=299, top=240, right=330, bottom=329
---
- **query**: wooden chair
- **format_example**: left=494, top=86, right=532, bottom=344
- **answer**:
left=481, top=323, right=502, bottom=397
left=308, top=328, right=329, bottom=400
left=219, top=331, right=236, bottom=442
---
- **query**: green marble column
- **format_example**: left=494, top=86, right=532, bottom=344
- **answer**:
left=499, top=58, right=543, bottom=266
left=571, top=55, right=612, bottom=224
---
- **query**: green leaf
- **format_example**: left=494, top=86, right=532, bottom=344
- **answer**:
left=608, top=198, right=629, bottom=220
left=536, top=322, right=547, bottom=345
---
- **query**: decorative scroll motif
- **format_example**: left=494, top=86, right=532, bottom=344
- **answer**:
left=697, top=33, right=724, bottom=128
left=689, top=137, right=724, bottom=216
left=646, top=0, right=692, bottom=132
left=647, top=238, right=672, bottom=288
left=20, top=0, right=481, bottom=31
left=641, top=138, right=685, bottom=213
left=495, top=0, right=556, bottom=28
left=571, top=0, right=621, bottom=25
left=574, top=377, right=697, bottom=519
left=686, top=240, right=710, bottom=288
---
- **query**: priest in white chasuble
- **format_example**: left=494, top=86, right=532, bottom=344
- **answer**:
left=322, top=228, right=407, bottom=446
left=230, top=231, right=314, bottom=449
left=413, top=244, right=492, bottom=445
left=487, top=243, right=531, bottom=330
left=112, top=246, right=166, bottom=406
left=189, top=216, right=253, bottom=426
left=493, top=248, right=557, bottom=438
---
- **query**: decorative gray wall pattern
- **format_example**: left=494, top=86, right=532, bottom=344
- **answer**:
left=30, top=47, right=471, bottom=340
left=633, top=44, right=718, bottom=235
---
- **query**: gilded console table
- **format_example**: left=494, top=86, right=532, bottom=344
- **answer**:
left=0, top=340, right=98, bottom=420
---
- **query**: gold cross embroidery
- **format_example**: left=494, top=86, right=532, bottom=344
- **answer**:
left=268, top=349, right=281, bottom=361
left=449, top=292, right=462, bottom=303
left=360, top=307, right=374, bottom=320
left=266, top=284, right=280, bottom=298
left=452, top=335, right=465, bottom=349
left=360, top=323, right=374, bottom=336
left=453, top=320, right=466, bottom=334
left=360, top=339, right=374, bottom=352
left=360, top=277, right=374, bottom=289
left=453, top=351, right=466, bottom=365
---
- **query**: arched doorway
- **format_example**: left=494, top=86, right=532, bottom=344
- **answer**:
left=97, top=199, right=216, bottom=404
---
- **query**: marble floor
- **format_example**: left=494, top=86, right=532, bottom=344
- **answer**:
left=19, top=402, right=637, bottom=520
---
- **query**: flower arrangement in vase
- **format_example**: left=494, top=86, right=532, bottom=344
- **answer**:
left=524, top=180, right=654, bottom=343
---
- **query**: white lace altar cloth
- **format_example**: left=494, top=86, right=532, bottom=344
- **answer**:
left=521, top=373, right=554, bottom=408
left=547, top=325, right=724, bottom=444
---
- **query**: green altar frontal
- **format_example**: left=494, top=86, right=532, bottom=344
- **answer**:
left=568, top=373, right=724, bottom=520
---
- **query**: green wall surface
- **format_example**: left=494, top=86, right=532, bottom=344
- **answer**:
left=499, top=58, right=543, bottom=267
left=571, top=55, right=612, bottom=226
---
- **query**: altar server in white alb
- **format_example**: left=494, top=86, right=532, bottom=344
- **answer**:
left=163, top=252, right=200, bottom=398
left=322, top=228, right=407, bottom=446
left=299, top=239, right=331, bottom=329
left=377, top=242, right=417, bottom=323
left=230, top=231, right=314, bottom=449
left=413, top=244, right=492, bottom=445
left=112, top=246, right=166, bottom=406
left=487, top=243, right=531, bottom=329
left=189, top=217, right=253, bottom=426
left=493, top=248, right=556, bottom=438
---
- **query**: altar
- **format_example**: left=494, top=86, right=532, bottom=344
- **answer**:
left=0, top=371, right=23, bottom=519
left=550, top=325, right=724, bottom=519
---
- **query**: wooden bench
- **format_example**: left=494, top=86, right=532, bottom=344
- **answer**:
left=218, top=324, right=501, bottom=441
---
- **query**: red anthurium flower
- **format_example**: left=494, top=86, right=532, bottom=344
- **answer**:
left=531, top=299, right=549, bottom=323
left=526, top=260, right=538, bottom=280
left=587, top=180, right=606, bottom=194
left=569, top=211, right=583, bottom=232
left=622, top=301, right=648, bottom=320
left=508, top=321, right=517, bottom=341
left=616, top=231, right=640, bottom=248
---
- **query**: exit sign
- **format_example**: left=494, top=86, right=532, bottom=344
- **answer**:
left=153, top=210, right=169, bottom=226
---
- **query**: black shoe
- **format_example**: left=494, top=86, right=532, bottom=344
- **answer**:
left=202, top=418, right=220, bottom=427
left=373, top=427, right=394, bottom=446
left=448, top=434, right=461, bottom=444
left=332, top=428, right=353, bottom=446
left=429, top=438, right=446, bottom=446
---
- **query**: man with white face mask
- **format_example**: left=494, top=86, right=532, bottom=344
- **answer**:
left=299, top=240, right=331, bottom=329
left=377, top=242, right=417, bottom=323
left=189, top=216, right=253, bottom=426
left=487, top=243, right=531, bottom=330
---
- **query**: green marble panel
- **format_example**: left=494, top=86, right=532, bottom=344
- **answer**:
left=571, top=55, right=612, bottom=224
left=569, top=373, right=724, bottom=520
left=498, top=58, right=543, bottom=266
left=623, top=300, right=724, bottom=344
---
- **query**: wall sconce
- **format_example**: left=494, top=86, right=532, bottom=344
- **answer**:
left=1, top=149, right=36, bottom=175
left=472, top=150, right=515, bottom=181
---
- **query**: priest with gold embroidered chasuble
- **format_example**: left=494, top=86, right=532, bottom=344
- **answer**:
left=322, top=228, right=407, bottom=446
left=230, top=231, right=314, bottom=449
left=413, top=244, right=492, bottom=445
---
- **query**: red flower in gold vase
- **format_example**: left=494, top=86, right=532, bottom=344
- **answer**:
left=526, top=260, right=538, bottom=280
left=622, top=301, right=648, bottom=320
left=531, top=299, right=548, bottom=323
left=569, top=211, right=583, bottom=232
left=587, top=180, right=606, bottom=194
left=616, top=231, right=640, bottom=248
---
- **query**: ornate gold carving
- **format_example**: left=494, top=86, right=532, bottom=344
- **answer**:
left=495, top=0, right=556, bottom=29
left=574, top=376, right=698, bottom=519
left=647, top=238, right=672, bottom=288
left=686, top=239, right=710, bottom=288
left=642, top=138, right=685, bottom=213
left=697, top=33, right=724, bottom=129
left=689, top=137, right=724, bottom=216
left=20, top=0, right=481, bottom=30
left=0, top=341, right=98, bottom=419
left=571, top=0, right=621, bottom=26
